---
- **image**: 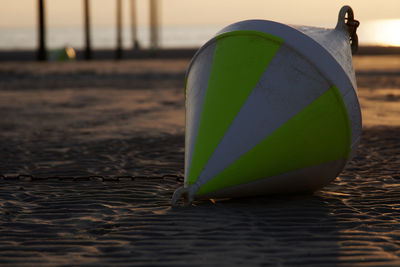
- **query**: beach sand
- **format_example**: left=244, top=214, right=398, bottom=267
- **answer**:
left=0, top=56, right=399, bottom=266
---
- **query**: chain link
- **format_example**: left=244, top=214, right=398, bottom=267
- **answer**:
left=0, top=174, right=184, bottom=183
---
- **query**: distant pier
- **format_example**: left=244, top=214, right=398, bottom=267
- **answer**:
left=35, top=0, right=162, bottom=61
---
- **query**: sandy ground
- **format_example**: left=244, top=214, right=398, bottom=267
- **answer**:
left=0, top=56, right=399, bottom=266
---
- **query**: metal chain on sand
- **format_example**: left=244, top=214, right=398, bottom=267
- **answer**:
left=0, top=174, right=184, bottom=183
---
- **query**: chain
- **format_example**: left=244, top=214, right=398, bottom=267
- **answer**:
left=0, top=174, right=184, bottom=183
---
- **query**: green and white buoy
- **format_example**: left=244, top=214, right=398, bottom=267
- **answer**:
left=173, top=6, right=362, bottom=206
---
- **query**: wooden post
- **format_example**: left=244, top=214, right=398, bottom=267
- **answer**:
left=116, top=0, right=122, bottom=59
left=149, top=0, right=160, bottom=50
left=37, top=0, right=47, bottom=61
left=130, top=0, right=139, bottom=49
left=83, top=0, right=92, bottom=60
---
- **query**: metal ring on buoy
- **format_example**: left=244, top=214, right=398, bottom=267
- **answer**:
left=171, top=186, right=193, bottom=207
left=336, top=5, right=360, bottom=54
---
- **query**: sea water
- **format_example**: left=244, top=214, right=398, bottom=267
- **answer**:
left=0, top=19, right=399, bottom=50
left=0, top=25, right=222, bottom=50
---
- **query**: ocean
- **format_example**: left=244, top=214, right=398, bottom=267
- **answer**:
left=0, top=19, right=399, bottom=50
left=0, top=25, right=222, bottom=50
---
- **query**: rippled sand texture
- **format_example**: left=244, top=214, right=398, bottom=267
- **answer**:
left=0, top=57, right=399, bottom=266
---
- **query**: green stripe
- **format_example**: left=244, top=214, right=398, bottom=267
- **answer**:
left=184, top=75, right=188, bottom=100
left=187, top=30, right=283, bottom=185
left=197, top=86, right=352, bottom=195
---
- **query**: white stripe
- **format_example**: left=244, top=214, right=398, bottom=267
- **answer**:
left=343, top=88, right=362, bottom=158
left=184, top=42, right=216, bottom=180
left=292, top=25, right=357, bottom=90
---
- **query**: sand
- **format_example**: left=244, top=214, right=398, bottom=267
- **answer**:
left=0, top=56, right=399, bottom=266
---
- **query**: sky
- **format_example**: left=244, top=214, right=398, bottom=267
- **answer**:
left=1, top=0, right=400, bottom=29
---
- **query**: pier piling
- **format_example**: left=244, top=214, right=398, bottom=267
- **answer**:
left=83, top=0, right=92, bottom=60
left=37, top=0, right=47, bottom=61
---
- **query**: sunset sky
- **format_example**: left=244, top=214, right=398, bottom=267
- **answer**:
left=1, top=0, right=400, bottom=28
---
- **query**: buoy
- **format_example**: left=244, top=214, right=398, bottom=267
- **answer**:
left=172, top=6, right=362, bottom=206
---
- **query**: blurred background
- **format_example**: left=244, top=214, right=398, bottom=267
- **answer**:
left=0, top=0, right=399, bottom=53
